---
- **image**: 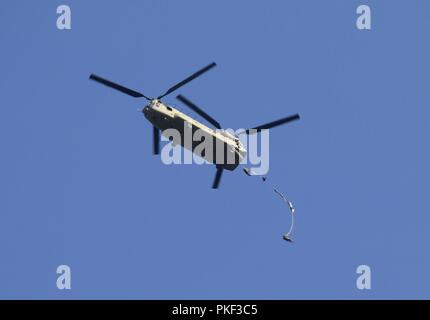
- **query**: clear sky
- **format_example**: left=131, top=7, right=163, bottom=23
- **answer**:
left=1, top=0, right=429, bottom=299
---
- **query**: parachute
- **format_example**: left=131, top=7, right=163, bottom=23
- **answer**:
left=273, top=187, right=295, bottom=242
left=243, top=168, right=296, bottom=242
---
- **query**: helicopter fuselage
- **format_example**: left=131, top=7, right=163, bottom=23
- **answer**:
left=143, top=100, right=246, bottom=171
left=89, top=62, right=299, bottom=188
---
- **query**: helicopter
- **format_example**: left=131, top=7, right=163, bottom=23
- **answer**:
left=89, top=62, right=300, bottom=188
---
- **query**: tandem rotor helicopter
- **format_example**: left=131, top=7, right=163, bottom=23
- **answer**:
left=89, top=62, right=300, bottom=189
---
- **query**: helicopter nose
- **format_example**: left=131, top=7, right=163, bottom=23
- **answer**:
left=143, top=105, right=152, bottom=118
left=143, top=105, right=160, bottom=123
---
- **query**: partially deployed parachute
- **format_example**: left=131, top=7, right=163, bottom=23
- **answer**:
left=243, top=168, right=296, bottom=242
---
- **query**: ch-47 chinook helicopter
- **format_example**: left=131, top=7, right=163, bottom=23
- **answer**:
left=89, top=62, right=300, bottom=189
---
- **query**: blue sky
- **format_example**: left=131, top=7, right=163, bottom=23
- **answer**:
left=1, top=0, right=430, bottom=299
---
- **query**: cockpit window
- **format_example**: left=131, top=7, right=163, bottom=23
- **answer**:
left=166, top=106, right=173, bottom=111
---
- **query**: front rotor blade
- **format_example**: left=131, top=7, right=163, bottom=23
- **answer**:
left=176, top=95, right=221, bottom=129
left=89, top=74, right=151, bottom=100
left=157, top=62, right=216, bottom=99
left=212, top=166, right=223, bottom=189
left=153, top=126, right=160, bottom=155
left=246, top=114, right=300, bottom=134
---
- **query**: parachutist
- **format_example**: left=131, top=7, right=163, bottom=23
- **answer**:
left=283, top=235, right=294, bottom=243
left=243, top=168, right=252, bottom=176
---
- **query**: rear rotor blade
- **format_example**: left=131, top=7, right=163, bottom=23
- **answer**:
left=153, top=126, right=160, bottom=155
left=212, top=166, right=223, bottom=189
left=246, top=114, right=300, bottom=134
left=89, top=74, right=151, bottom=100
left=157, top=62, right=216, bottom=99
left=176, top=95, right=221, bottom=129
